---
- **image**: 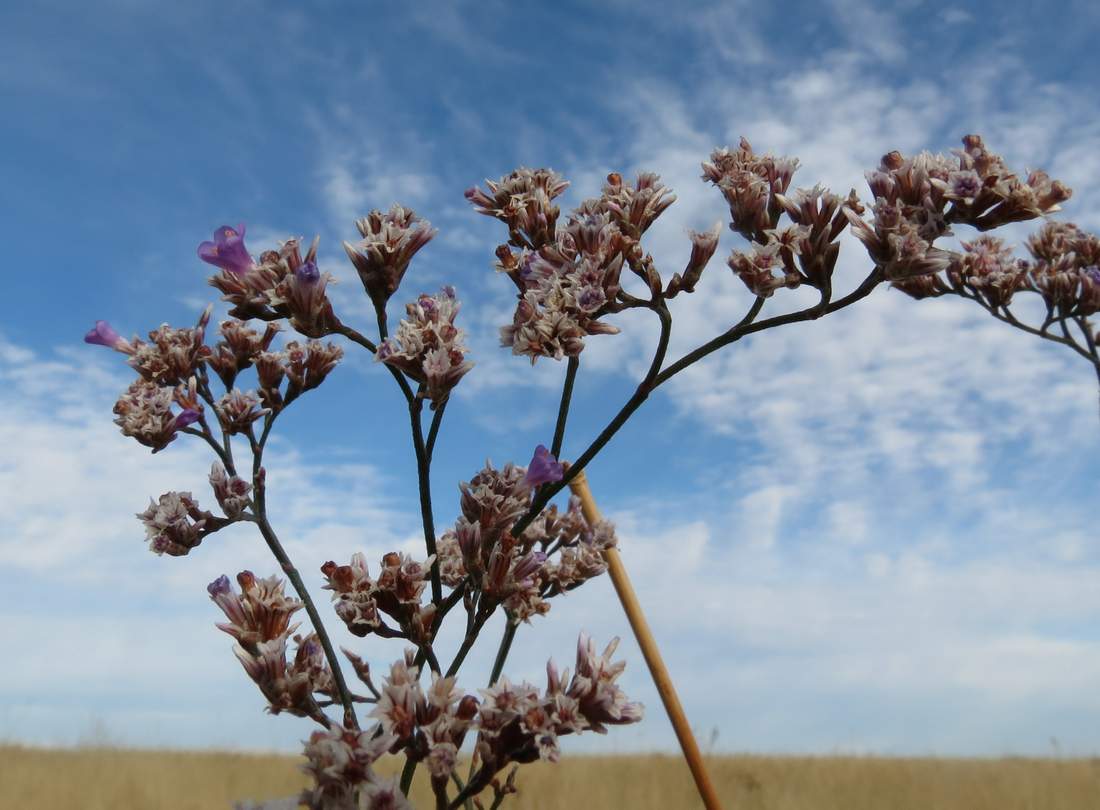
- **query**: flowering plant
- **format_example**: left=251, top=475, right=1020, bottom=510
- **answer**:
left=86, top=134, right=1088, bottom=809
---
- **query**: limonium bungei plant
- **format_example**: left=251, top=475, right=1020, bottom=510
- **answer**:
left=87, top=134, right=1082, bottom=809
left=870, top=137, right=1100, bottom=403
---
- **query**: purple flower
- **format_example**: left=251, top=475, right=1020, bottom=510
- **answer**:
left=83, top=320, right=126, bottom=351
left=296, top=259, right=320, bottom=284
left=174, top=408, right=202, bottom=430
left=197, top=224, right=254, bottom=276
left=207, top=574, right=231, bottom=597
left=525, top=444, right=564, bottom=487
left=513, top=550, right=548, bottom=581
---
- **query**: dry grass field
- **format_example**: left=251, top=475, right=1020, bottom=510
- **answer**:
left=2, top=745, right=1099, bottom=809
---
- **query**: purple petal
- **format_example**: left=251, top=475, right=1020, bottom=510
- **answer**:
left=83, top=320, right=122, bottom=349
left=174, top=408, right=201, bottom=430
left=207, top=574, right=231, bottom=597
left=513, top=550, right=548, bottom=581
left=525, top=444, right=564, bottom=487
left=296, top=259, right=320, bottom=283
left=197, top=240, right=219, bottom=262
left=198, top=224, right=254, bottom=276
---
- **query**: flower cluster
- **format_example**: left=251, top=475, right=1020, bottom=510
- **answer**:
left=597, top=171, right=677, bottom=240
left=112, top=378, right=201, bottom=453
left=215, top=388, right=269, bottom=434
left=300, top=636, right=641, bottom=808
left=208, top=572, right=334, bottom=721
left=209, top=461, right=253, bottom=518
left=376, top=287, right=473, bottom=405
left=253, top=339, right=346, bottom=412
left=701, top=137, right=800, bottom=242
left=300, top=721, right=403, bottom=810
left=321, top=552, right=436, bottom=642
left=1027, top=221, right=1100, bottom=317
left=108, top=136, right=1088, bottom=808
left=458, top=634, right=642, bottom=800
left=494, top=207, right=628, bottom=361
left=465, top=167, right=571, bottom=250
left=137, top=491, right=227, bottom=556
left=947, top=236, right=1027, bottom=307
left=847, top=136, right=1071, bottom=282
left=700, top=141, right=858, bottom=298
left=92, top=193, right=658, bottom=810
left=127, top=310, right=212, bottom=385
left=370, top=652, right=479, bottom=784
left=891, top=221, right=1100, bottom=319
left=471, top=165, right=732, bottom=360
left=436, top=454, right=616, bottom=623
left=203, top=228, right=341, bottom=337
left=343, top=205, right=437, bottom=311
left=206, top=320, right=282, bottom=389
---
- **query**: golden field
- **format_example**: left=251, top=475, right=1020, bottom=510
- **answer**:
left=3, top=745, right=1100, bottom=809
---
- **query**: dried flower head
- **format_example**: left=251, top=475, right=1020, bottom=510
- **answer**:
left=376, top=287, right=473, bottom=405
left=702, top=138, right=800, bottom=241
left=343, top=205, right=437, bottom=309
left=270, top=252, right=341, bottom=338
left=207, top=571, right=303, bottom=651
left=283, top=340, right=344, bottom=403
left=496, top=209, right=625, bottom=362
left=300, top=722, right=399, bottom=810
left=138, top=491, right=224, bottom=556
left=727, top=228, right=808, bottom=297
left=209, top=461, right=253, bottom=518
left=598, top=172, right=676, bottom=239
left=666, top=222, right=722, bottom=298
left=947, top=134, right=1072, bottom=230
left=215, top=389, right=269, bottom=434
left=949, top=235, right=1027, bottom=307
left=206, top=320, right=282, bottom=389
left=1027, top=222, right=1100, bottom=316
left=465, top=168, right=570, bottom=250
left=321, top=552, right=382, bottom=637
left=127, top=308, right=212, bottom=386
left=113, top=379, right=201, bottom=453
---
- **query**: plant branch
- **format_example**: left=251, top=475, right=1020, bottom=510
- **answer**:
left=334, top=323, right=378, bottom=354
left=956, top=289, right=1096, bottom=363
left=410, top=397, right=444, bottom=606
left=550, top=356, right=579, bottom=459
left=487, top=618, right=517, bottom=687
left=510, top=301, right=674, bottom=539
left=426, top=399, right=448, bottom=459
left=446, top=608, right=492, bottom=679
left=652, top=271, right=874, bottom=386
left=253, top=511, right=359, bottom=728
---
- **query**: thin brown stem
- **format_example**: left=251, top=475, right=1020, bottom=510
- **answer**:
left=957, top=289, right=1096, bottom=363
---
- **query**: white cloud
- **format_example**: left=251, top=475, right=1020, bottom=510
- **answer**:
left=9, top=2, right=1100, bottom=760
left=3, top=321, right=1098, bottom=755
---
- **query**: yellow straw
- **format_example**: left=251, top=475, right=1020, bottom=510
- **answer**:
left=568, top=469, right=724, bottom=810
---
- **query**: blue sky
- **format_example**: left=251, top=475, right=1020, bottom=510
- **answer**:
left=3, top=0, right=1100, bottom=757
